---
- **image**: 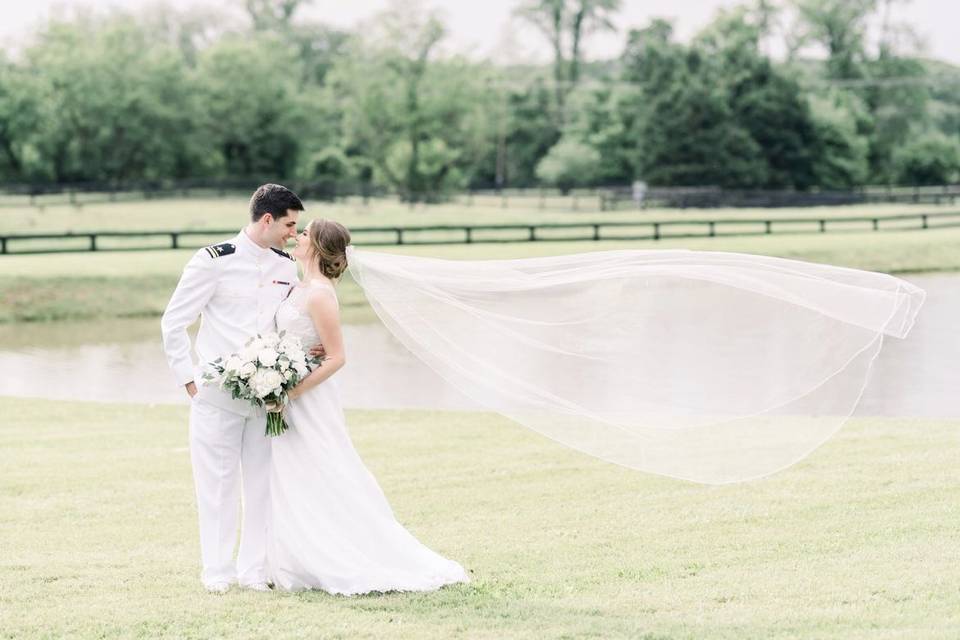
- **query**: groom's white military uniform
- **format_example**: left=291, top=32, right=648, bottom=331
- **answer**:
left=161, top=229, right=297, bottom=587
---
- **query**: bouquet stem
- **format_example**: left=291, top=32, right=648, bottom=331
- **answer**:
left=265, top=407, right=288, bottom=437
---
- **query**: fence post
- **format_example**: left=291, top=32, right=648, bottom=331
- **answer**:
left=764, top=220, right=772, bottom=234
left=872, top=218, right=879, bottom=231
left=466, top=227, right=473, bottom=243
left=396, top=228, right=403, bottom=245
left=593, top=224, right=600, bottom=241
left=171, top=233, right=179, bottom=249
left=708, top=221, right=716, bottom=237
left=922, top=214, right=928, bottom=229
left=89, top=234, right=97, bottom=251
left=819, top=219, right=826, bottom=233
left=528, top=226, right=536, bottom=241
left=0, top=237, right=6, bottom=254
left=653, top=222, right=660, bottom=240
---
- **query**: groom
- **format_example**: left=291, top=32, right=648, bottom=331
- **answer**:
left=161, top=184, right=302, bottom=593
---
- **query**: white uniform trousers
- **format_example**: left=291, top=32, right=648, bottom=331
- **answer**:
left=188, top=397, right=271, bottom=587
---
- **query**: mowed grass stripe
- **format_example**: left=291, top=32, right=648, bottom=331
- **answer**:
left=1, top=398, right=958, bottom=638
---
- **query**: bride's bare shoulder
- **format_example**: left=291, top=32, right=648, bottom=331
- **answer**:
left=302, top=280, right=340, bottom=311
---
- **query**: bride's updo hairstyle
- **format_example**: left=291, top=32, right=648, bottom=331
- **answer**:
left=308, top=218, right=351, bottom=280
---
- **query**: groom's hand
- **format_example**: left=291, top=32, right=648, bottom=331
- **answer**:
left=185, top=381, right=198, bottom=398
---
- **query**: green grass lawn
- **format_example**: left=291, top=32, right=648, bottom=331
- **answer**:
left=1, top=398, right=957, bottom=639
left=2, top=224, right=959, bottom=323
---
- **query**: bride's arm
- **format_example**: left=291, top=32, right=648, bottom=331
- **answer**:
left=287, top=289, right=345, bottom=400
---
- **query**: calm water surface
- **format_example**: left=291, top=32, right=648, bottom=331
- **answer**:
left=0, top=273, right=956, bottom=417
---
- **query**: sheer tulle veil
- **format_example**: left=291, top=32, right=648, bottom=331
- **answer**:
left=344, top=245, right=924, bottom=485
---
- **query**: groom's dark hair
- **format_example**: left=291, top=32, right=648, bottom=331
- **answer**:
left=249, top=183, right=304, bottom=222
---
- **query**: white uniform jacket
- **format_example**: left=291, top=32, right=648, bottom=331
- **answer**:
left=161, top=229, right=299, bottom=415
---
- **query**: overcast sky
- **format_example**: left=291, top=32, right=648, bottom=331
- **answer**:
left=2, top=0, right=958, bottom=65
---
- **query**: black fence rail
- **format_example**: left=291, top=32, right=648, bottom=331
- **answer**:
left=0, top=179, right=391, bottom=208
left=3, top=211, right=959, bottom=256
left=599, top=184, right=960, bottom=209
left=2, top=180, right=959, bottom=211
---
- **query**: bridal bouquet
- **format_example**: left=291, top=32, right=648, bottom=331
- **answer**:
left=202, top=331, right=321, bottom=436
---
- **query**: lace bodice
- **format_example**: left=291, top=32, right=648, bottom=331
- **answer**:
left=276, top=280, right=339, bottom=345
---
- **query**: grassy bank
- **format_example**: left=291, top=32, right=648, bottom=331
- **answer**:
left=2, top=225, right=960, bottom=324
left=1, top=398, right=957, bottom=638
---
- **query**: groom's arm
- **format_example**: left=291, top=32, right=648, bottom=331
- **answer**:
left=161, top=251, right=218, bottom=395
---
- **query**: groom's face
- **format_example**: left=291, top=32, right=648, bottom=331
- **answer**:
left=263, top=210, right=301, bottom=249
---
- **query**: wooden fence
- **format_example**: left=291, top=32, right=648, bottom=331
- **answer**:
left=1, top=181, right=959, bottom=210
left=3, top=211, right=959, bottom=256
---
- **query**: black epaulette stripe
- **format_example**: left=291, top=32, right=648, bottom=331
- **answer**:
left=204, top=242, right=236, bottom=259
left=271, top=247, right=294, bottom=261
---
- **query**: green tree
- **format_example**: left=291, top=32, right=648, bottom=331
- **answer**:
left=791, top=0, right=877, bottom=79
left=622, top=17, right=768, bottom=188
left=194, top=33, right=309, bottom=179
left=892, top=131, right=960, bottom=185
left=862, top=54, right=930, bottom=183
left=245, top=0, right=311, bottom=31
left=535, top=137, right=600, bottom=192
left=0, top=54, right=42, bottom=180
left=326, top=6, right=494, bottom=199
left=642, top=75, right=768, bottom=187
left=696, top=6, right=820, bottom=189
left=23, top=13, right=208, bottom=182
left=807, top=93, right=871, bottom=188
left=514, top=0, right=621, bottom=120
left=561, top=85, right=638, bottom=185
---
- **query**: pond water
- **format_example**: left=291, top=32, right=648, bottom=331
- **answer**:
left=0, top=273, right=956, bottom=418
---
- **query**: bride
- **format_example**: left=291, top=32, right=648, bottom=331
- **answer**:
left=267, top=218, right=470, bottom=595
left=263, top=214, right=923, bottom=591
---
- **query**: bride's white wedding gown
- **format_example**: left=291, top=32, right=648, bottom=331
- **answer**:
left=267, top=280, right=470, bottom=594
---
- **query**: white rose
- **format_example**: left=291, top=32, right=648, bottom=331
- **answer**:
left=261, top=332, right=280, bottom=347
left=252, top=369, right=284, bottom=398
left=224, top=355, right=244, bottom=374
left=293, top=361, right=308, bottom=376
left=284, top=369, right=295, bottom=381
left=249, top=370, right=275, bottom=399
left=264, top=369, right=284, bottom=391
left=258, top=348, right=278, bottom=367
left=239, top=362, right=257, bottom=379
left=279, top=336, right=302, bottom=354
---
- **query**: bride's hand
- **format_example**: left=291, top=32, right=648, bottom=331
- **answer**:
left=264, top=398, right=286, bottom=412
left=308, top=342, right=326, bottom=359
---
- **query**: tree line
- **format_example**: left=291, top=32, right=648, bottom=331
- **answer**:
left=0, top=0, right=958, bottom=199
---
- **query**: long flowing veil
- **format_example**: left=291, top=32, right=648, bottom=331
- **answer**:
left=345, top=246, right=925, bottom=485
